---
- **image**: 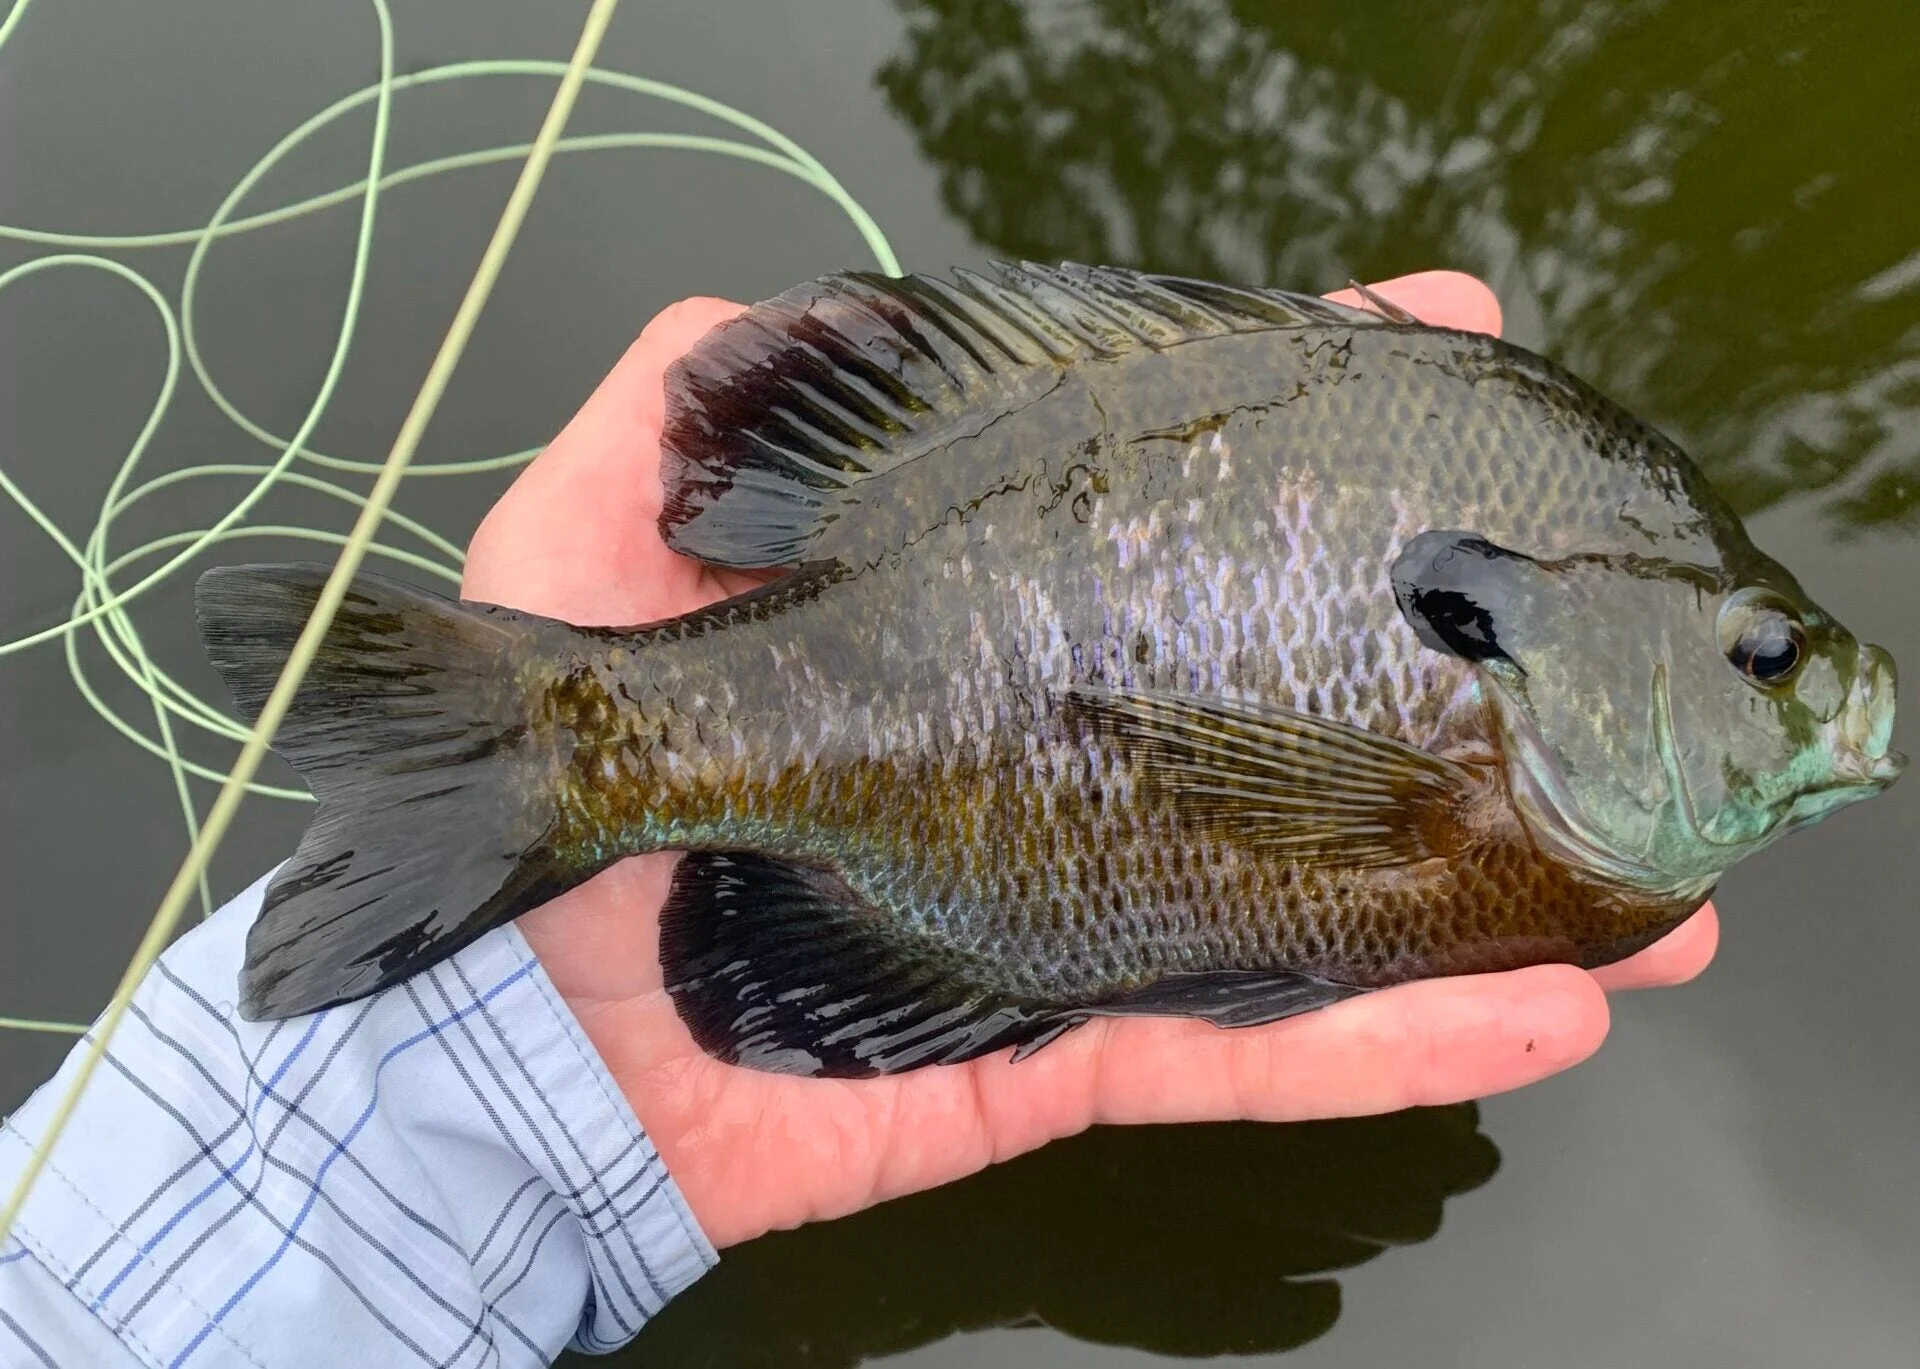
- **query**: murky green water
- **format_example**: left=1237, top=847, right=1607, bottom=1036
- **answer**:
left=3, top=2, right=1915, bottom=1364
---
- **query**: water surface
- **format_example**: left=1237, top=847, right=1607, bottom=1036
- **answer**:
left=2, top=2, right=1914, bottom=1365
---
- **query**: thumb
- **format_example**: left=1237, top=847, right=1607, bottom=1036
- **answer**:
left=462, top=296, right=747, bottom=621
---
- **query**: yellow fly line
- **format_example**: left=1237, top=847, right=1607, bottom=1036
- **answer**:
left=0, top=0, right=901, bottom=1247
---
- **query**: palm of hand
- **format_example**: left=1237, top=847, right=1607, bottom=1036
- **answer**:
left=461, top=275, right=1718, bottom=1250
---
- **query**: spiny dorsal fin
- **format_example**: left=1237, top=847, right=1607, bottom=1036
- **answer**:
left=1062, top=685, right=1480, bottom=869
left=658, top=262, right=1382, bottom=568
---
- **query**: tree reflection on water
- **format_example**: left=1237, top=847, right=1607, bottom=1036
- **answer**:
left=594, top=6, right=1917, bottom=1364
left=877, top=0, right=1920, bottom=531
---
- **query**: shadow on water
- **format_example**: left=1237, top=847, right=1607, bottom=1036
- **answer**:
left=616, top=1107, right=1497, bottom=1366
left=878, top=0, right=1920, bottom=534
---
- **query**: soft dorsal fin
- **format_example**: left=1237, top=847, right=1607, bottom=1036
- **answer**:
left=658, top=262, right=1382, bottom=568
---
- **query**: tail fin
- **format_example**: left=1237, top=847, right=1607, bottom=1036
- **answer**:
left=196, top=564, right=584, bottom=1020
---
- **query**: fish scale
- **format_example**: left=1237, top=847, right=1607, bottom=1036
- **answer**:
left=196, top=262, right=1901, bottom=1076
left=531, top=329, right=1695, bottom=997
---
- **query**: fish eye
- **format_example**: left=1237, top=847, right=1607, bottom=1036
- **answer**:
left=1717, top=588, right=1807, bottom=688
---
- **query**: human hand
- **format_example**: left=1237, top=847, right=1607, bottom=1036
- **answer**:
left=462, top=270, right=1719, bottom=1250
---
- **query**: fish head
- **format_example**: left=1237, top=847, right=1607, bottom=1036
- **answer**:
left=1393, top=530, right=1904, bottom=895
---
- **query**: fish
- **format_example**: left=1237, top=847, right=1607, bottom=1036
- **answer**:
left=194, top=261, right=1905, bottom=1077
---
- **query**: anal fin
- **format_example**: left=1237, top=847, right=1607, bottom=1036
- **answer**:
left=1089, top=971, right=1364, bottom=1029
left=662, top=852, right=1371, bottom=1078
left=1006, top=971, right=1365, bottom=1061
left=660, top=851, right=1063, bottom=1078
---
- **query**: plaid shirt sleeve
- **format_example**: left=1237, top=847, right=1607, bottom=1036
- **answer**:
left=0, top=869, right=718, bottom=1368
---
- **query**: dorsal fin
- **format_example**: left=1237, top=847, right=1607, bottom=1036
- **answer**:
left=657, top=262, right=1382, bottom=568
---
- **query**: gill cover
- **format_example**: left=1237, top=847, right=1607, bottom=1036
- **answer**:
left=1392, top=528, right=1901, bottom=895
left=1393, top=530, right=1721, bottom=895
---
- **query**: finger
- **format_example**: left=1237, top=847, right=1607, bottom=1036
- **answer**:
left=961, top=964, right=1608, bottom=1156
left=463, top=296, right=747, bottom=620
left=1589, top=902, right=1720, bottom=992
left=516, top=853, right=675, bottom=1005
left=1325, top=270, right=1504, bottom=337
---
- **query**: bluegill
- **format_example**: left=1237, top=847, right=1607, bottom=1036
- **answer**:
left=196, top=263, right=1904, bottom=1076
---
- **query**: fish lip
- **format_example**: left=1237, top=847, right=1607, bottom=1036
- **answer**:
left=1824, top=747, right=1906, bottom=790
left=1829, top=641, right=1902, bottom=789
left=1843, top=642, right=1899, bottom=762
left=1777, top=754, right=1903, bottom=834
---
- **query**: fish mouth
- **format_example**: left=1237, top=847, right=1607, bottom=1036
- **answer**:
left=1484, top=648, right=1898, bottom=898
left=1838, top=643, right=1903, bottom=784
left=1661, top=645, right=1903, bottom=844
left=1826, top=747, right=1907, bottom=790
left=1775, top=765, right=1902, bottom=835
left=1485, top=669, right=1711, bottom=899
left=1790, top=641, right=1906, bottom=815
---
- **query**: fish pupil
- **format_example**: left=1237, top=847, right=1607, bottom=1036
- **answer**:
left=1733, top=616, right=1803, bottom=683
left=1717, top=588, right=1808, bottom=688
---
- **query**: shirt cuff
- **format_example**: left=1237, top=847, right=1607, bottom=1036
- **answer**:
left=479, top=912, right=720, bottom=1352
left=1, top=869, right=717, bottom=1367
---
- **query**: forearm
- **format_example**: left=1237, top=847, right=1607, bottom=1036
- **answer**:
left=0, top=870, right=715, bottom=1368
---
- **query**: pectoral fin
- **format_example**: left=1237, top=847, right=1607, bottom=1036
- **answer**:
left=1063, top=686, right=1477, bottom=868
